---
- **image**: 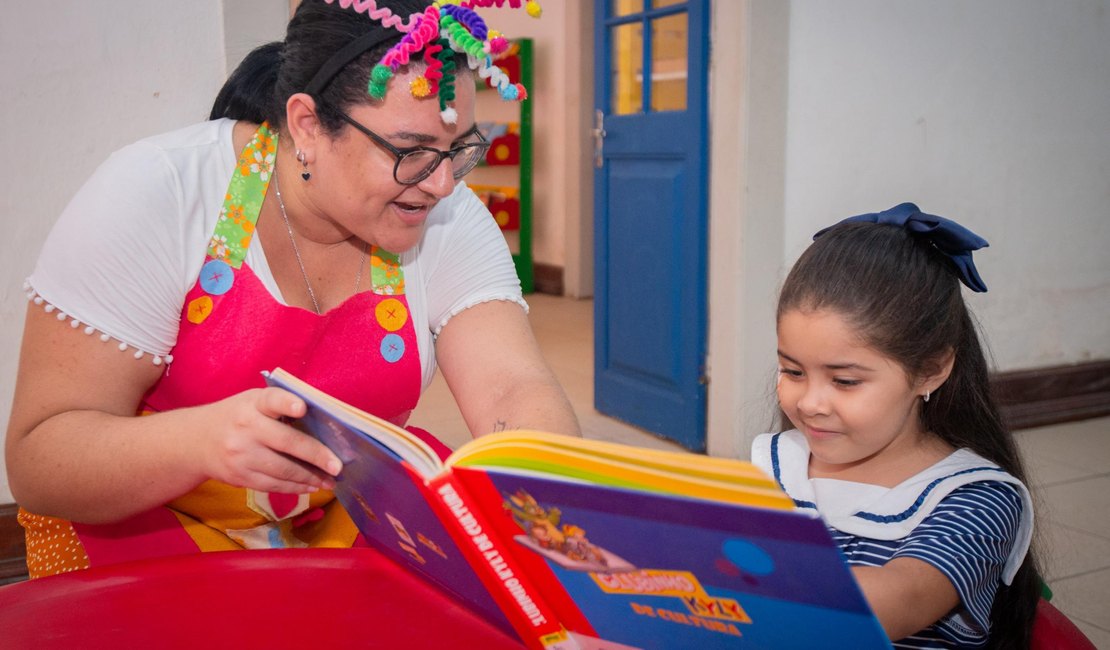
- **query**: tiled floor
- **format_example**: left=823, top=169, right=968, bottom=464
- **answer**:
left=1017, top=418, right=1110, bottom=646
left=412, top=293, right=1110, bottom=647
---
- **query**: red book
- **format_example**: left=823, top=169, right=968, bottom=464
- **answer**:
left=265, top=368, right=891, bottom=650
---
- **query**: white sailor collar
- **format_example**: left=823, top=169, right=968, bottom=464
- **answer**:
left=751, top=430, right=1034, bottom=584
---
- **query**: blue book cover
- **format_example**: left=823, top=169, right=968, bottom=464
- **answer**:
left=295, top=390, right=512, bottom=628
left=266, top=368, right=574, bottom=649
left=453, top=467, right=892, bottom=650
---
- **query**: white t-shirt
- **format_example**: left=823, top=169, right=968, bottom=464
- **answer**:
left=28, top=118, right=526, bottom=390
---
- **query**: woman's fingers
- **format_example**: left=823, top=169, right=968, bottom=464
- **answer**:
left=253, top=388, right=343, bottom=477
left=255, top=385, right=308, bottom=420
left=200, top=388, right=343, bottom=493
left=237, top=453, right=336, bottom=494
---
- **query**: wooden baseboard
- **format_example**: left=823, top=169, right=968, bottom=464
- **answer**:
left=0, top=360, right=1104, bottom=582
left=993, top=359, right=1110, bottom=431
left=0, top=504, right=27, bottom=585
left=532, top=263, right=563, bottom=295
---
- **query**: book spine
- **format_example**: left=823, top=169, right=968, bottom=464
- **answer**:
left=426, top=472, right=573, bottom=650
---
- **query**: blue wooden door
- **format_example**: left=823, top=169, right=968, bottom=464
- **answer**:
left=593, top=0, right=709, bottom=451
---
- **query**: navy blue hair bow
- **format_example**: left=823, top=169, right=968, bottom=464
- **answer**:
left=814, top=202, right=990, bottom=292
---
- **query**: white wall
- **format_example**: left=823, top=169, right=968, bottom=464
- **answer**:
left=782, top=0, right=1110, bottom=368
left=708, top=0, right=1110, bottom=457
left=225, top=0, right=291, bottom=75
left=0, top=1, right=286, bottom=504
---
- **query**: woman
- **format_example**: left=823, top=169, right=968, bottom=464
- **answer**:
left=6, top=0, right=578, bottom=578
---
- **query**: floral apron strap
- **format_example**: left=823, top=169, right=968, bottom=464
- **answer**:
left=209, top=122, right=277, bottom=267
left=185, top=123, right=277, bottom=327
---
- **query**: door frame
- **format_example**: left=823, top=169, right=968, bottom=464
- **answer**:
left=705, top=0, right=791, bottom=458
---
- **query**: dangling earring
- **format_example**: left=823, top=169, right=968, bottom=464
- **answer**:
left=923, top=390, right=931, bottom=403
left=296, top=149, right=311, bottom=181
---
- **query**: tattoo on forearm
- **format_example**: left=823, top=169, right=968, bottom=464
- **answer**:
left=493, top=419, right=508, bottom=432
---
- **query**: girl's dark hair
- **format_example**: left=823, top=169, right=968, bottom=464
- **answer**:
left=209, top=0, right=432, bottom=133
left=777, top=222, right=1040, bottom=648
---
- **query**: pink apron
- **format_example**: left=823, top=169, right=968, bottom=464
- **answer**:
left=21, top=123, right=450, bottom=577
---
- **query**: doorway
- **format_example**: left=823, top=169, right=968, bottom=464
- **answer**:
left=592, top=0, right=710, bottom=451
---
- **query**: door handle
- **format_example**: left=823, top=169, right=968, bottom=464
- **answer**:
left=592, top=109, right=606, bottom=169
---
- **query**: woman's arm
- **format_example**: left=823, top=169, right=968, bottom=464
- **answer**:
left=433, top=300, right=580, bottom=438
left=852, top=557, right=959, bottom=641
left=5, top=305, right=341, bottom=524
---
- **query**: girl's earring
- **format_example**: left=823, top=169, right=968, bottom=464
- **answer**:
left=923, top=390, right=931, bottom=403
left=296, top=149, right=311, bottom=181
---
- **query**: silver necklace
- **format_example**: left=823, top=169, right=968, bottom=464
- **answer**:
left=273, top=170, right=368, bottom=315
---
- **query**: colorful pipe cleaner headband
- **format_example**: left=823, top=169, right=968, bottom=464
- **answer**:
left=814, top=202, right=991, bottom=292
left=307, top=0, right=540, bottom=124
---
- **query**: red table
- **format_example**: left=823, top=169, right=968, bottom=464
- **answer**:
left=0, top=548, right=525, bottom=649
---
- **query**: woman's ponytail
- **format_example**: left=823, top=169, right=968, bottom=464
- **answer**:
left=209, top=41, right=283, bottom=123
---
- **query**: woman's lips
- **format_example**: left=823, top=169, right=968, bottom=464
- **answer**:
left=391, top=200, right=430, bottom=226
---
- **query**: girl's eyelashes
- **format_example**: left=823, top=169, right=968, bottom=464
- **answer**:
left=777, top=365, right=862, bottom=386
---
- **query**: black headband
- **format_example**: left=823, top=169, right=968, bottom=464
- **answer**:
left=303, top=29, right=399, bottom=96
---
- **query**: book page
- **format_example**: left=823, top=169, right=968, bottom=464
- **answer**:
left=452, top=430, right=774, bottom=484
left=448, top=432, right=794, bottom=510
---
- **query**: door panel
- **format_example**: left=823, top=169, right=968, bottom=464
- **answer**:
left=606, top=157, right=684, bottom=382
left=593, top=1, right=709, bottom=451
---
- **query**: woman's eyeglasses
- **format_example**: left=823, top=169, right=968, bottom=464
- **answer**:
left=333, top=109, right=490, bottom=185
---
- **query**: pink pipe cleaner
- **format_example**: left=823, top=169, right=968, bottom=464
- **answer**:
left=381, top=6, right=441, bottom=69
left=461, top=0, right=524, bottom=8
left=323, top=0, right=422, bottom=32
left=422, top=42, right=444, bottom=96
left=460, top=0, right=541, bottom=19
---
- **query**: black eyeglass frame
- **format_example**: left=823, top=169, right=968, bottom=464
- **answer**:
left=333, top=109, right=490, bottom=185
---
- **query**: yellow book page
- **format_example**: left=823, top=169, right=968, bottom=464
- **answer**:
left=453, top=430, right=773, bottom=487
left=450, top=441, right=794, bottom=511
left=449, top=430, right=776, bottom=489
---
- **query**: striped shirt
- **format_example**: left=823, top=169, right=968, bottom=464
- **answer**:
left=833, top=481, right=1023, bottom=648
left=751, top=430, right=1030, bottom=649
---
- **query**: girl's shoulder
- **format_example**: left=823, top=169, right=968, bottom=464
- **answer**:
left=821, top=444, right=1032, bottom=544
left=753, top=431, right=1034, bottom=584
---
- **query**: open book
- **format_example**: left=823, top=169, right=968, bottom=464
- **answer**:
left=265, top=368, right=891, bottom=650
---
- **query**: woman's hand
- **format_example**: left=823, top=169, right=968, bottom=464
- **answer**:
left=5, top=305, right=339, bottom=524
left=198, top=387, right=341, bottom=495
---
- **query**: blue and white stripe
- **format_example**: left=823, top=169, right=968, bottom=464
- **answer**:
left=750, top=430, right=1032, bottom=649
left=835, top=481, right=1023, bottom=648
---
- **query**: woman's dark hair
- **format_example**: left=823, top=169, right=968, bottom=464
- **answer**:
left=777, top=222, right=1040, bottom=648
left=209, top=0, right=433, bottom=133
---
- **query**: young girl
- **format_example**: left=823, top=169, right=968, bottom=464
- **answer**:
left=752, top=203, right=1040, bottom=648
